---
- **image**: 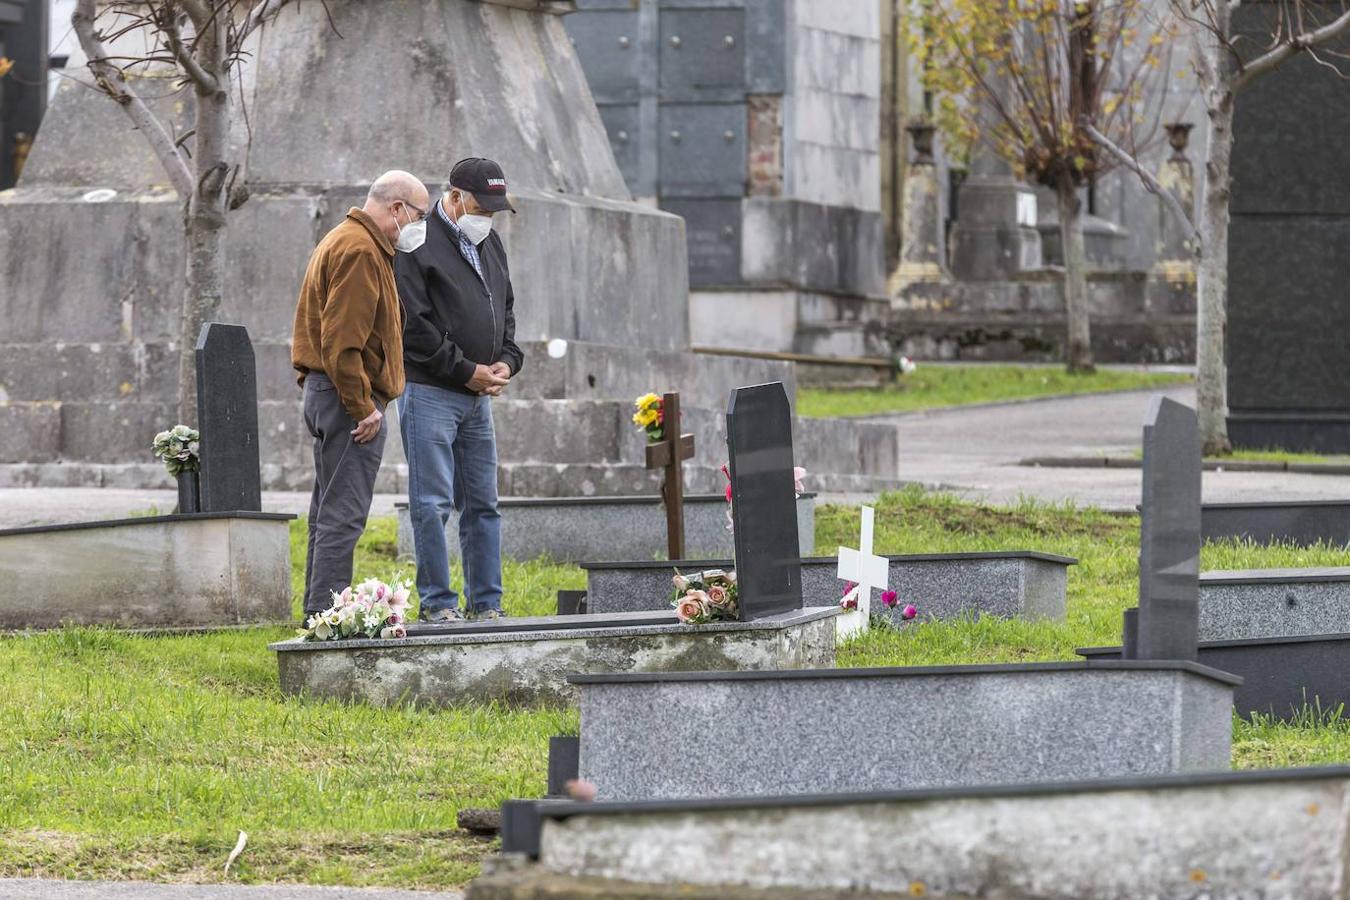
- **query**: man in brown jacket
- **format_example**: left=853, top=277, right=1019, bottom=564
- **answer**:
left=291, top=170, right=429, bottom=618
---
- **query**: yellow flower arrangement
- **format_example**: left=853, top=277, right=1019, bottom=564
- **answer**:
left=632, top=392, right=665, bottom=441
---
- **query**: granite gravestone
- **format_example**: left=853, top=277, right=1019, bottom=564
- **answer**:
left=195, top=323, right=262, bottom=513
left=726, top=382, right=803, bottom=619
left=1124, top=396, right=1201, bottom=660
left=1227, top=3, right=1350, bottom=451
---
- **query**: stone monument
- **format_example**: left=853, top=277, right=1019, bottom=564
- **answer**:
left=0, top=0, right=901, bottom=496
left=564, top=0, right=887, bottom=357
left=1227, top=2, right=1350, bottom=451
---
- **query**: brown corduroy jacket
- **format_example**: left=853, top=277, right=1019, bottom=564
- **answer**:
left=291, top=208, right=406, bottom=420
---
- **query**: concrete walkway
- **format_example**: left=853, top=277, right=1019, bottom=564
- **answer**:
left=3, top=387, right=1349, bottom=526
left=873, top=385, right=1350, bottom=510
left=0, top=882, right=462, bottom=900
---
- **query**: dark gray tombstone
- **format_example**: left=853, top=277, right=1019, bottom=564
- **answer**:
left=195, top=323, right=262, bottom=512
left=726, top=382, right=803, bottom=619
left=1227, top=3, right=1350, bottom=451
left=1132, top=396, right=1201, bottom=661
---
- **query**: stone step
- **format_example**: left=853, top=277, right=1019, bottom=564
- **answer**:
left=580, top=551, right=1074, bottom=622
left=0, top=394, right=903, bottom=494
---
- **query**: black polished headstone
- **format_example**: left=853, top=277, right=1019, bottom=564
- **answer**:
left=1134, top=396, right=1201, bottom=661
left=1228, top=3, right=1350, bottom=451
left=195, top=323, right=262, bottom=512
left=546, top=736, right=581, bottom=798
left=726, top=382, right=803, bottom=620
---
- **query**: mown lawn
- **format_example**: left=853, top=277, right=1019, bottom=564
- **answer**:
left=798, top=364, right=1191, bottom=418
left=4, top=489, right=1350, bottom=888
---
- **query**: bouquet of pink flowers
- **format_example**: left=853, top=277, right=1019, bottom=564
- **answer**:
left=300, top=576, right=412, bottom=641
left=671, top=569, right=739, bottom=624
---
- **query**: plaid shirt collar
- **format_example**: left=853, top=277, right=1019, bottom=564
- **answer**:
left=436, top=196, right=485, bottom=283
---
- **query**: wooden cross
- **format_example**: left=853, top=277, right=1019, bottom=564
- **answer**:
left=644, top=391, right=696, bottom=560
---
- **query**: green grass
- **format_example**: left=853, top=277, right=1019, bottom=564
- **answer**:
left=797, top=365, right=1191, bottom=418
left=4, top=494, right=1350, bottom=888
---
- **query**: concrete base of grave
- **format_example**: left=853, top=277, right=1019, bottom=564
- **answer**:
left=1080, top=634, right=1350, bottom=721
left=1202, top=500, right=1350, bottom=547
left=1199, top=567, right=1350, bottom=641
left=0, top=513, right=294, bottom=629
left=571, top=661, right=1238, bottom=802
left=270, top=608, right=838, bottom=708
left=581, top=551, right=1073, bottom=622
left=1074, top=568, right=1350, bottom=721
left=395, top=495, right=816, bottom=564
left=474, top=768, right=1350, bottom=900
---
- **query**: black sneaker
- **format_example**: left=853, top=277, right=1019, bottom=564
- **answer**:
left=470, top=608, right=508, bottom=621
left=421, top=608, right=466, bottom=624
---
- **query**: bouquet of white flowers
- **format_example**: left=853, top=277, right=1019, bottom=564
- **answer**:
left=152, top=424, right=200, bottom=476
left=301, top=577, right=412, bottom=641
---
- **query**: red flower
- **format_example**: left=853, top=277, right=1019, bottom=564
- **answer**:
left=881, top=590, right=899, bottom=608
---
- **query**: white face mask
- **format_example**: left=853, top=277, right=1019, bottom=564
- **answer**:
left=394, top=205, right=426, bottom=253
left=452, top=193, right=493, bottom=245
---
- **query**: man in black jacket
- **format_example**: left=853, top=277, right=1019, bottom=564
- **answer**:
left=395, top=158, right=523, bottom=622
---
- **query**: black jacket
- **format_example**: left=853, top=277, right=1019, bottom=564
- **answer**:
left=395, top=201, right=524, bottom=394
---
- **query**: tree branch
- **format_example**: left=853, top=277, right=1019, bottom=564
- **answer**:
left=234, top=0, right=298, bottom=49
left=160, top=7, right=221, bottom=94
left=1082, top=118, right=1201, bottom=253
left=1236, top=7, right=1350, bottom=90
left=72, top=0, right=194, bottom=197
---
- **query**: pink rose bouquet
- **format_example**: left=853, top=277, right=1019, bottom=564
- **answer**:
left=670, top=568, right=739, bottom=624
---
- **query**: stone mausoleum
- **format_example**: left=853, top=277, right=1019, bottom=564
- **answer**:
left=563, top=0, right=887, bottom=358
left=0, top=0, right=898, bottom=494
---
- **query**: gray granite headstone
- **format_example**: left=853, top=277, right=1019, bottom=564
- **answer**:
left=195, top=323, right=262, bottom=512
left=1133, top=396, right=1201, bottom=661
left=726, top=382, right=803, bottom=619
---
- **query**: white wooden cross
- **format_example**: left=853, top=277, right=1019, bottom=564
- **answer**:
left=837, top=506, right=890, bottom=621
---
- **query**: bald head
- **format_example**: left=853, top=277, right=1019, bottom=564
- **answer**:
left=364, top=170, right=429, bottom=243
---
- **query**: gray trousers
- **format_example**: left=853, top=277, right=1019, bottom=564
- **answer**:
left=302, top=373, right=387, bottom=615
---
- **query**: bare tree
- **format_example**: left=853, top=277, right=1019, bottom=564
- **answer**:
left=913, top=0, right=1174, bottom=373
left=1093, top=0, right=1350, bottom=455
left=71, top=0, right=322, bottom=423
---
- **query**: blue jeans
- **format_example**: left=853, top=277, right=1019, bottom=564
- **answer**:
left=398, top=381, right=503, bottom=615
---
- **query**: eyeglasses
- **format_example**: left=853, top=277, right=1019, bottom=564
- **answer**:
left=398, top=200, right=428, bottom=222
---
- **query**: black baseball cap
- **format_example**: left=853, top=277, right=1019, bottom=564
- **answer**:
left=449, top=157, right=516, bottom=213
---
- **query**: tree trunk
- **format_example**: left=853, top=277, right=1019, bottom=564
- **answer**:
left=176, top=28, right=231, bottom=427
left=1196, top=88, right=1235, bottom=456
left=1058, top=179, right=1094, bottom=374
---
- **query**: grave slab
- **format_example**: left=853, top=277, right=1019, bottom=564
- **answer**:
left=270, top=607, right=838, bottom=708
left=1080, top=635, right=1350, bottom=721
left=1202, top=500, right=1350, bottom=547
left=580, top=551, right=1073, bottom=622
left=1199, top=567, right=1350, bottom=641
left=488, top=768, right=1350, bottom=899
left=1079, top=566, right=1350, bottom=720
left=395, top=494, right=815, bottom=564
left=571, top=661, right=1238, bottom=802
left=0, top=513, right=293, bottom=629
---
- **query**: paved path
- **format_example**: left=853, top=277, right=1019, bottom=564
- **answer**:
left=0, top=881, right=462, bottom=900
left=872, top=385, right=1350, bottom=510
left=3, top=387, right=1350, bottom=526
